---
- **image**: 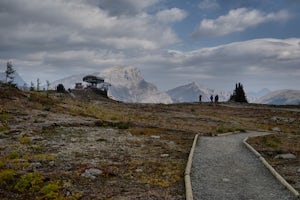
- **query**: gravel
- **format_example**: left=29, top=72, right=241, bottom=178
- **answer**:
left=191, top=132, right=297, bottom=200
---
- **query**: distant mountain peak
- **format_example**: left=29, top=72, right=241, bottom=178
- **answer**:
left=50, top=66, right=172, bottom=104
left=167, top=82, right=231, bottom=103
left=255, top=89, right=300, bottom=105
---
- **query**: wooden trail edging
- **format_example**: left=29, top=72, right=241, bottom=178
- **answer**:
left=185, top=134, right=199, bottom=200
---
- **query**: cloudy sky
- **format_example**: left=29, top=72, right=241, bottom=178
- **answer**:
left=0, top=0, right=300, bottom=92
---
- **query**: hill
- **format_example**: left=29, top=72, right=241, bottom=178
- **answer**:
left=0, top=85, right=299, bottom=199
left=255, top=89, right=300, bottom=105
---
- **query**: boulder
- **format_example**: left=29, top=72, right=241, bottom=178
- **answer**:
left=272, top=127, right=281, bottom=132
left=81, top=168, right=103, bottom=179
left=274, top=153, right=296, bottom=159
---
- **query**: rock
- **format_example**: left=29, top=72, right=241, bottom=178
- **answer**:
left=135, top=169, right=143, bottom=173
left=272, top=127, right=281, bottom=132
left=150, top=135, right=160, bottom=139
left=81, top=168, right=103, bottom=179
left=274, top=153, right=296, bottom=159
left=160, top=154, right=169, bottom=158
left=31, top=162, right=42, bottom=170
left=222, top=178, right=230, bottom=182
left=49, top=161, right=55, bottom=166
left=271, top=117, right=296, bottom=123
left=297, top=168, right=300, bottom=173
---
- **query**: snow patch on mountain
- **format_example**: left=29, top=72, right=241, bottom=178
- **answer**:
left=50, top=66, right=172, bottom=104
left=247, top=88, right=271, bottom=103
left=94, top=66, right=172, bottom=103
left=255, top=90, right=300, bottom=105
left=167, top=82, right=231, bottom=102
left=0, top=72, right=27, bottom=88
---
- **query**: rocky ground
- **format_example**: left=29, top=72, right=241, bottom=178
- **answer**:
left=0, top=85, right=299, bottom=199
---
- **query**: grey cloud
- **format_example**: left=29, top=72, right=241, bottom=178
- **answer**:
left=98, top=0, right=160, bottom=16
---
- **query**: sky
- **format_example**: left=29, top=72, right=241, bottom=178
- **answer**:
left=0, top=0, right=300, bottom=92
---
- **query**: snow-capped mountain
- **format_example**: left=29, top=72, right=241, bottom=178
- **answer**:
left=255, top=90, right=300, bottom=105
left=247, top=88, right=271, bottom=103
left=167, top=82, right=231, bottom=103
left=50, top=66, right=172, bottom=104
left=0, top=71, right=27, bottom=89
left=93, top=66, right=172, bottom=103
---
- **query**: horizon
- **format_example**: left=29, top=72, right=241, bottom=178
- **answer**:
left=0, top=1, right=300, bottom=92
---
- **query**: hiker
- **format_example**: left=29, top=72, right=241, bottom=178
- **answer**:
left=210, top=95, right=213, bottom=102
left=215, top=95, right=219, bottom=103
left=199, top=95, right=202, bottom=102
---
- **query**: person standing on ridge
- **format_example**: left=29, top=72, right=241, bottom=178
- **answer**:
left=215, top=95, right=219, bottom=103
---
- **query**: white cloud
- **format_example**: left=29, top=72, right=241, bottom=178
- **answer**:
left=198, top=0, right=220, bottom=10
left=0, top=0, right=299, bottom=92
left=128, top=38, right=300, bottom=91
left=155, top=8, right=187, bottom=24
left=193, top=8, right=290, bottom=37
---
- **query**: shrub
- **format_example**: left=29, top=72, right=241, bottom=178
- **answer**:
left=0, top=160, right=4, bottom=168
left=14, top=172, right=44, bottom=193
left=216, top=126, right=225, bottom=133
left=8, top=151, right=20, bottom=159
left=40, top=182, right=60, bottom=199
left=20, top=136, right=31, bottom=144
left=110, top=116, right=118, bottom=120
left=0, top=126, right=8, bottom=132
left=0, top=169, right=16, bottom=184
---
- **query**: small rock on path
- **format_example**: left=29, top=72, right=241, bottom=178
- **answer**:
left=191, top=132, right=296, bottom=200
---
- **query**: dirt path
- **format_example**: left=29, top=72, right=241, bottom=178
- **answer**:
left=191, top=132, right=296, bottom=200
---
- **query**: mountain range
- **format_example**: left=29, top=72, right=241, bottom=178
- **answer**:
left=255, top=90, right=300, bottom=105
left=13, top=65, right=297, bottom=105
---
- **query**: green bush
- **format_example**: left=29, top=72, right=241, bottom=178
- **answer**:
left=8, top=151, right=20, bottom=159
left=0, top=169, right=16, bottom=184
left=216, top=126, right=224, bottom=133
left=14, top=172, right=44, bottom=192
left=20, top=136, right=31, bottom=144
left=0, top=160, right=4, bottom=168
left=40, top=182, right=60, bottom=199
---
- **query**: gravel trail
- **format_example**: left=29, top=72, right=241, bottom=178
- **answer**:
left=191, top=132, right=296, bottom=200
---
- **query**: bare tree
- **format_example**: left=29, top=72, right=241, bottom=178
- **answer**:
left=46, top=80, right=50, bottom=91
left=36, top=78, right=41, bottom=91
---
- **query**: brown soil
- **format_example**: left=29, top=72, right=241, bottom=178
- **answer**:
left=0, top=85, right=299, bottom=199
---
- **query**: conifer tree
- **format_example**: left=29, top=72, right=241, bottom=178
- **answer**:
left=229, top=82, right=248, bottom=103
left=30, top=82, right=35, bottom=91
left=5, top=61, right=15, bottom=84
left=56, top=84, right=66, bottom=93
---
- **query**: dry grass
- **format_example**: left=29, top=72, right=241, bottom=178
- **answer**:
left=0, top=86, right=300, bottom=199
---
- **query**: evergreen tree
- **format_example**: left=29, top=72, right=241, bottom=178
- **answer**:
left=56, top=84, right=66, bottom=93
left=5, top=61, right=15, bottom=84
left=30, top=82, right=35, bottom=91
left=229, top=82, right=248, bottom=103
